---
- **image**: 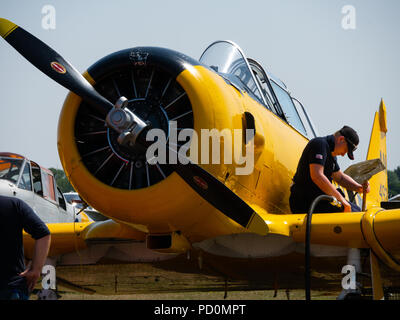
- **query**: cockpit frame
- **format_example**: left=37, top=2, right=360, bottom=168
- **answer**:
left=199, top=40, right=318, bottom=140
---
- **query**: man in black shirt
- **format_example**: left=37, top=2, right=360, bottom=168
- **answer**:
left=0, top=195, right=51, bottom=300
left=289, top=126, right=370, bottom=213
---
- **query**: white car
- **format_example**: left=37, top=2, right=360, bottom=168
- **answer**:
left=63, top=192, right=108, bottom=221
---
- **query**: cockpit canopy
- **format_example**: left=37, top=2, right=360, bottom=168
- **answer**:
left=199, top=40, right=318, bottom=139
left=0, top=153, right=26, bottom=186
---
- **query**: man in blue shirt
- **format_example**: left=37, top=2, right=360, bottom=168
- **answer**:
left=289, top=126, right=370, bottom=213
left=0, top=195, right=51, bottom=300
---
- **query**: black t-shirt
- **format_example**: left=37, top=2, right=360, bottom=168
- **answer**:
left=291, top=135, right=340, bottom=203
left=0, top=195, right=50, bottom=289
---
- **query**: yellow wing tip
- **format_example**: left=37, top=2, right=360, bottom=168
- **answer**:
left=0, top=18, right=18, bottom=38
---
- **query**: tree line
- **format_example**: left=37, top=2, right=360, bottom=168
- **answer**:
left=388, top=167, right=400, bottom=198
left=49, top=168, right=74, bottom=193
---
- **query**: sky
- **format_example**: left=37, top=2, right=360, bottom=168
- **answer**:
left=0, top=0, right=399, bottom=171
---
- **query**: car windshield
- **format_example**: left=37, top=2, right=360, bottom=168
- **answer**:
left=64, top=193, right=79, bottom=203
left=64, top=192, right=89, bottom=209
left=0, top=156, right=24, bottom=184
left=199, top=40, right=264, bottom=104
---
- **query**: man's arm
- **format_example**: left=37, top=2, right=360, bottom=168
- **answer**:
left=332, top=170, right=371, bottom=194
left=310, top=164, right=351, bottom=212
left=20, top=234, right=51, bottom=292
left=17, top=199, right=51, bottom=291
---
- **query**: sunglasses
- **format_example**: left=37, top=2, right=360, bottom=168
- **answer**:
left=344, top=137, right=357, bottom=152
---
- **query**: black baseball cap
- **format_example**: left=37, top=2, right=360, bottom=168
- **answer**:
left=339, top=126, right=359, bottom=160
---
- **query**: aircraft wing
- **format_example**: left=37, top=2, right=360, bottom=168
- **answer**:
left=241, top=201, right=400, bottom=276
left=23, top=220, right=146, bottom=259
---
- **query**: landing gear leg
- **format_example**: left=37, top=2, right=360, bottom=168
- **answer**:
left=370, top=250, right=384, bottom=300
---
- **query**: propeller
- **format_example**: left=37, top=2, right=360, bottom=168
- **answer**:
left=0, top=18, right=112, bottom=117
left=0, top=18, right=266, bottom=233
left=168, top=148, right=257, bottom=228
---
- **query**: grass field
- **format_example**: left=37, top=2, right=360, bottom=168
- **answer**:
left=54, top=288, right=338, bottom=300
left=30, top=252, right=400, bottom=300
left=31, top=257, right=344, bottom=300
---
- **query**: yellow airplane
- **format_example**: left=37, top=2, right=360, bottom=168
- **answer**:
left=1, top=18, right=399, bottom=300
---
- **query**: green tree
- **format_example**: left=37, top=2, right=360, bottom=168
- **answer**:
left=388, top=168, right=400, bottom=198
left=49, top=168, right=75, bottom=193
left=395, top=166, right=400, bottom=180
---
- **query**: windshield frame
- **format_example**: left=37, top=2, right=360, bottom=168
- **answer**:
left=292, top=96, right=319, bottom=138
left=199, top=40, right=268, bottom=107
left=200, top=40, right=319, bottom=140
left=0, top=156, right=25, bottom=185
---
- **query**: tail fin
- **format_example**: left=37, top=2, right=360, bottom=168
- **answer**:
left=366, top=99, right=388, bottom=206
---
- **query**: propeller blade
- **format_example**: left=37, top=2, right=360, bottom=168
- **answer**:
left=166, top=146, right=263, bottom=230
left=172, top=162, right=256, bottom=228
left=0, top=18, right=112, bottom=116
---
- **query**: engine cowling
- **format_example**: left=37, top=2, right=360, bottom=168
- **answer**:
left=57, top=47, right=247, bottom=240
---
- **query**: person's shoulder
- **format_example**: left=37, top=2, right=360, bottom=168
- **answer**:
left=0, top=196, right=27, bottom=220
left=0, top=194, right=19, bottom=205
left=0, top=194, right=25, bottom=204
left=307, top=136, right=329, bottom=148
left=0, top=195, right=32, bottom=213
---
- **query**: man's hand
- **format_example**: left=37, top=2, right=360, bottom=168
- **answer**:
left=355, top=181, right=370, bottom=194
left=362, top=181, right=370, bottom=193
left=341, top=199, right=352, bottom=212
left=20, top=234, right=51, bottom=292
left=310, top=164, right=353, bottom=212
left=19, top=262, right=41, bottom=292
